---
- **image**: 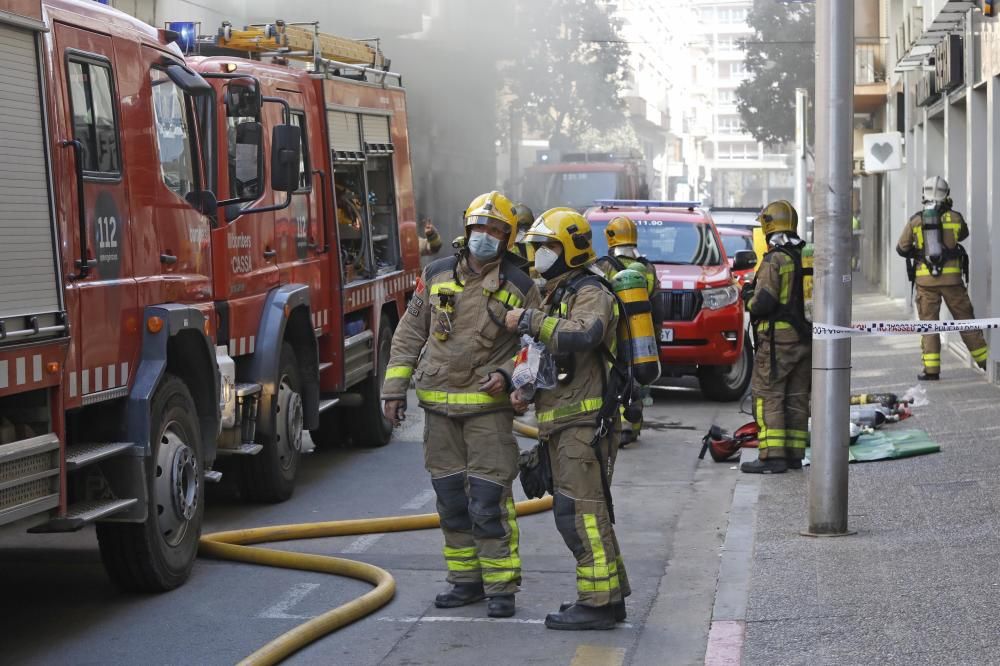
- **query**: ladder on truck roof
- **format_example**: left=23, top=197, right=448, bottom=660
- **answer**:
left=208, top=20, right=401, bottom=85
left=217, top=20, right=384, bottom=68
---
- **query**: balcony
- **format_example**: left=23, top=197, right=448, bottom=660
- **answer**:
left=854, top=38, right=888, bottom=114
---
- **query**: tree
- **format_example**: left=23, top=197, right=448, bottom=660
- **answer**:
left=503, top=0, right=632, bottom=151
left=736, top=0, right=815, bottom=146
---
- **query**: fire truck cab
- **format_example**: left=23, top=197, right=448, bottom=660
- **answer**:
left=0, top=1, right=417, bottom=593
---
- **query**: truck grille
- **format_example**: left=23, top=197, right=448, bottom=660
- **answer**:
left=655, top=290, right=702, bottom=322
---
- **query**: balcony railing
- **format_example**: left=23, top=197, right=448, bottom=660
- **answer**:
left=856, top=38, right=887, bottom=86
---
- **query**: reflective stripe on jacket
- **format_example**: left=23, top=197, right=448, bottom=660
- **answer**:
left=381, top=254, right=541, bottom=416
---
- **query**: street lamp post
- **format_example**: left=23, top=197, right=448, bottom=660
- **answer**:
left=806, top=0, right=854, bottom=536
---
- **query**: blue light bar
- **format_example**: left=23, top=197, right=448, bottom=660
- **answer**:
left=594, top=199, right=703, bottom=209
left=166, top=21, right=198, bottom=53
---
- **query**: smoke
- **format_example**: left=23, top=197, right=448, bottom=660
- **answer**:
left=156, top=0, right=628, bottom=246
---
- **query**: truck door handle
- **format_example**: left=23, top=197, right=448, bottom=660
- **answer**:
left=263, top=249, right=277, bottom=259
left=160, top=253, right=178, bottom=265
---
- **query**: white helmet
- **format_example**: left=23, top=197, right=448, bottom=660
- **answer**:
left=921, top=176, right=950, bottom=205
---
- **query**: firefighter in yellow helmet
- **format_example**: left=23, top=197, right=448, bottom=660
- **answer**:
left=595, top=216, right=658, bottom=447
left=381, top=191, right=541, bottom=617
left=896, top=176, right=988, bottom=379
left=740, top=200, right=811, bottom=474
left=503, top=208, right=631, bottom=630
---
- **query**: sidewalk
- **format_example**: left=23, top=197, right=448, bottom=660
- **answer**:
left=723, top=281, right=1000, bottom=665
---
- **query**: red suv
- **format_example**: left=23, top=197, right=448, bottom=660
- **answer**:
left=586, top=202, right=756, bottom=401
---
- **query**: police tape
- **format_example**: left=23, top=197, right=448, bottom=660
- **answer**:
left=812, top=318, right=1000, bottom=339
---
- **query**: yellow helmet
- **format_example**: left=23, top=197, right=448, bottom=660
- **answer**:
left=464, top=191, right=517, bottom=250
left=523, top=208, right=596, bottom=268
left=605, top=216, right=638, bottom=248
left=758, top=200, right=798, bottom=237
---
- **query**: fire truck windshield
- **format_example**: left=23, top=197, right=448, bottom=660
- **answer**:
left=529, top=170, right=619, bottom=211
left=591, top=219, right=724, bottom=267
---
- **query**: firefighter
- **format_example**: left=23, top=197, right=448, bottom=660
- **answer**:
left=503, top=208, right=630, bottom=630
left=381, top=191, right=540, bottom=619
left=896, top=176, right=988, bottom=379
left=740, top=200, right=811, bottom=474
left=509, top=203, right=536, bottom=273
left=595, top=215, right=658, bottom=447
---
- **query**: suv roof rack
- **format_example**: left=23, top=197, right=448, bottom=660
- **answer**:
left=595, top=199, right=702, bottom=212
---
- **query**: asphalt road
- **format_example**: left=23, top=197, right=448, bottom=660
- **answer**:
left=0, top=379, right=748, bottom=665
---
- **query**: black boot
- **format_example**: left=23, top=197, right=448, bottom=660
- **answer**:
left=786, top=458, right=803, bottom=470
left=560, top=600, right=626, bottom=622
left=917, top=372, right=939, bottom=381
left=434, top=582, right=485, bottom=608
left=487, top=594, right=515, bottom=618
left=740, top=458, right=787, bottom=474
left=545, top=603, right=616, bottom=630
left=978, top=360, right=988, bottom=371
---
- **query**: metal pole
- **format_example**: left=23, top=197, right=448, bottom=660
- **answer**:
left=794, top=87, right=809, bottom=238
left=806, top=0, right=854, bottom=536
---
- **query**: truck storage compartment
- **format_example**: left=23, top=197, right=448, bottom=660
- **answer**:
left=0, top=23, right=64, bottom=344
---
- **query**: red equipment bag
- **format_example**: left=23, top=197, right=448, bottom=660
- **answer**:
left=699, top=422, right=759, bottom=462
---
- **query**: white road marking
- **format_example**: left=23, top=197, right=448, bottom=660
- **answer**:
left=341, top=534, right=384, bottom=554
left=377, top=616, right=634, bottom=628
left=341, top=489, right=437, bottom=554
left=401, top=489, right=436, bottom=510
left=258, top=582, right=321, bottom=620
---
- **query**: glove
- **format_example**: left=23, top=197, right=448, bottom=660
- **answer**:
left=740, top=281, right=754, bottom=307
left=518, top=443, right=553, bottom=499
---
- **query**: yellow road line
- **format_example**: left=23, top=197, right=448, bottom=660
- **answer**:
left=570, top=645, right=626, bottom=666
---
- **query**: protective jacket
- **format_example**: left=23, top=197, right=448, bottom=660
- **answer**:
left=896, top=208, right=968, bottom=287
left=382, top=253, right=541, bottom=415
left=747, top=237, right=810, bottom=346
left=518, top=268, right=618, bottom=436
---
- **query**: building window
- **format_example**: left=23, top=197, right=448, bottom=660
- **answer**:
left=717, top=89, right=736, bottom=105
left=716, top=142, right=757, bottom=160
left=718, top=7, right=748, bottom=24
left=717, top=116, right=744, bottom=134
left=729, top=61, right=747, bottom=78
left=67, top=58, right=120, bottom=175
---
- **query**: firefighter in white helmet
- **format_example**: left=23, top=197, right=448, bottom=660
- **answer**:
left=896, top=176, right=988, bottom=379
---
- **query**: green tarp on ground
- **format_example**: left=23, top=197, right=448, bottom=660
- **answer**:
left=804, top=429, right=939, bottom=465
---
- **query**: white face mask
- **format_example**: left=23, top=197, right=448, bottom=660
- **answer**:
left=467, top=231, right=501, bottom=260
left=534, top=246, right=560, bottom=274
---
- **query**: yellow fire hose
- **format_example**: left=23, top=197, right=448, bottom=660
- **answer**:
left=199, top=419, right=543, bottom=666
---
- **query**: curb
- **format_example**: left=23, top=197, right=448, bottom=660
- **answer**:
left=704, top=447, right=760, bottom=665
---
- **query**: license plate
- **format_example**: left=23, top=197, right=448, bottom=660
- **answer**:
left=660, top=328, right=674, bottom=342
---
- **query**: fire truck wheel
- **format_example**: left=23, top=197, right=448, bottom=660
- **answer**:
left=96, top=374, right=203, bottom=592
left=697, top=339, right=753, bottom=402
left=349, top=319, right=394, bottom=448
left=240, top=343, right=303, bottom=502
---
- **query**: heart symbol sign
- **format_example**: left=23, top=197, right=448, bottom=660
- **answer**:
left=871, top=142, right=894, bottom=163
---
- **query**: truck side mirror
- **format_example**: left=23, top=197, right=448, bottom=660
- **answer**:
left=732, top=250, right=757, bottom=271
left=185, top=189, right=218, bottom=216
left=225, top=79, right=261, bottom=117
left=270, top=124, right=302, bottom=193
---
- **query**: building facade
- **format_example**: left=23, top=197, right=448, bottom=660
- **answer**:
left=870, top=0, right=999, bottom=379
left=688, top=0, right=793, bottom=207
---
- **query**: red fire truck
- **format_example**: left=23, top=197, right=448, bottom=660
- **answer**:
left=0, top=0, right=418, bottom=592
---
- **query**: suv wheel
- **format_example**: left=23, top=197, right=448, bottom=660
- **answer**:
left=698, top=341, right=753, bottom=402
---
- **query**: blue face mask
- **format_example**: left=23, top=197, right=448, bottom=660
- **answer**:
left=467, top=231, right=501, bottom=260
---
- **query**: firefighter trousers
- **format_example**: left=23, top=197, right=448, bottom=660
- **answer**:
left=915, top=284, right=988, bottom=374
left=750, top=338, right=811, bottom=460
left=546, top=425, right=630, bottom=607
left=423, top=410, right=521, bottom=596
